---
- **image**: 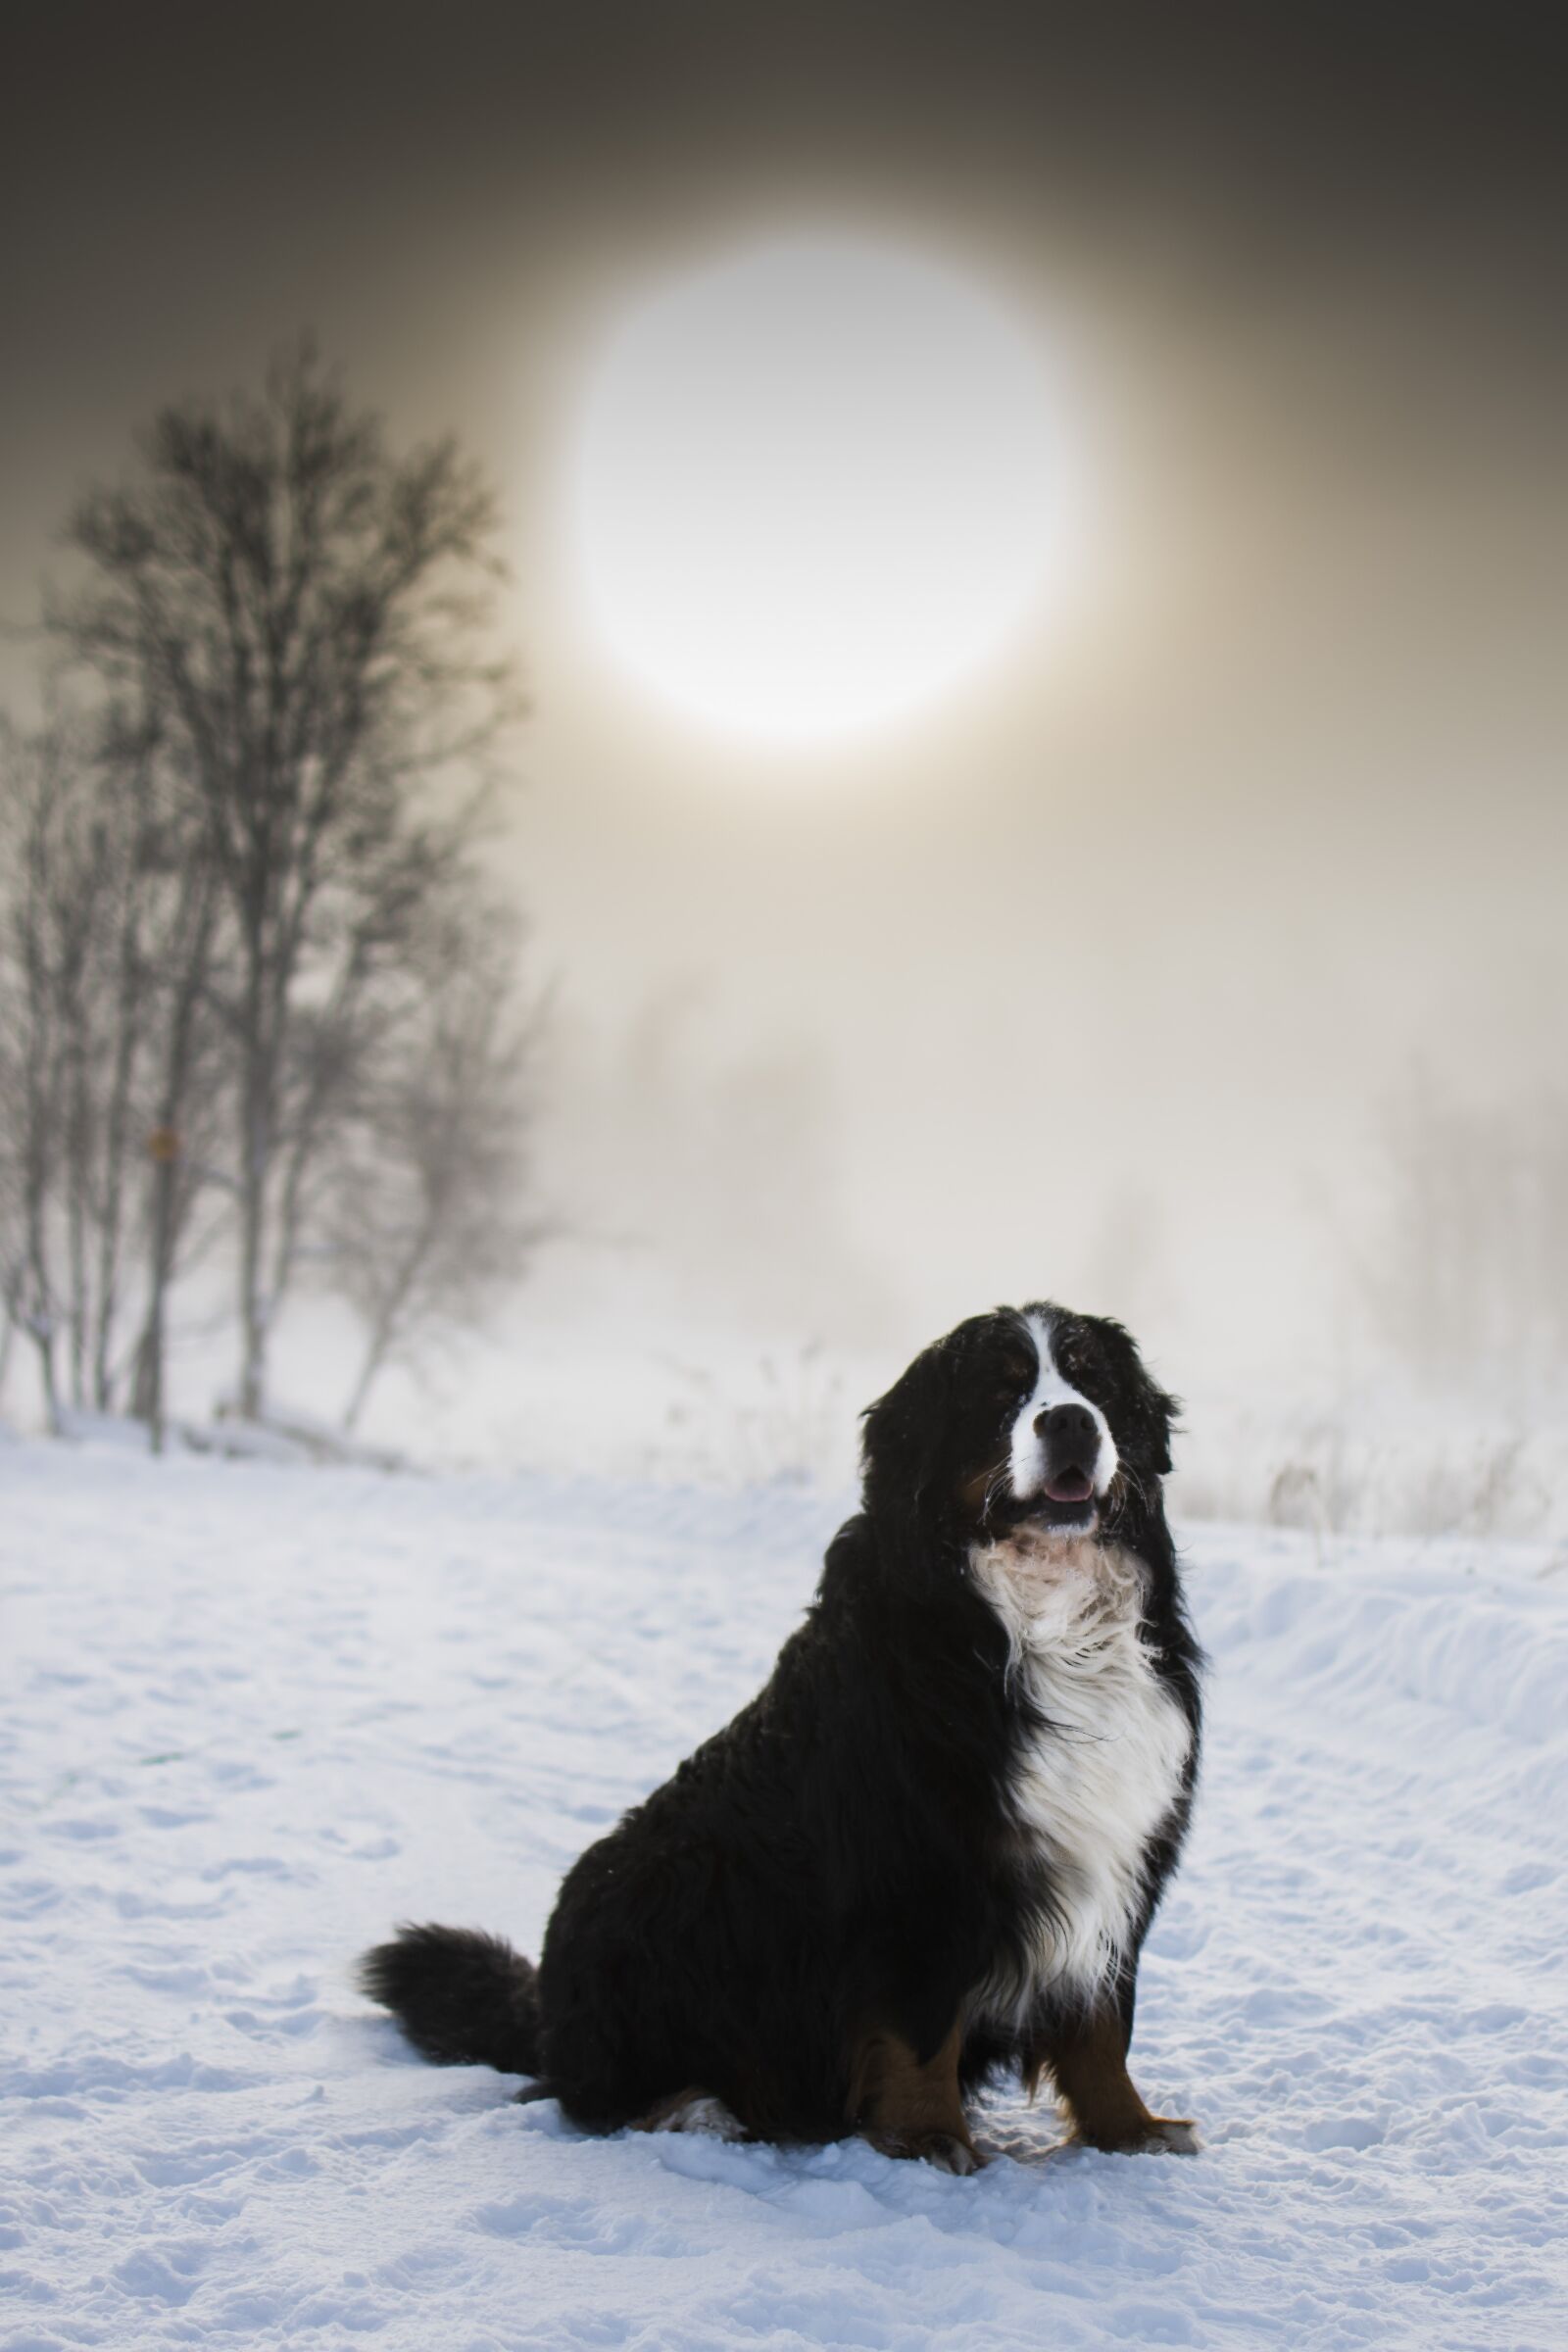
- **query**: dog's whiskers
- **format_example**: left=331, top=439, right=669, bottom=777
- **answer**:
left=981, top=1464, right=1012, bottom=1526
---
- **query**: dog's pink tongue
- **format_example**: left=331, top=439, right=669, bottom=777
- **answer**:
left=1044, top=1470, right=1095, bottom=1504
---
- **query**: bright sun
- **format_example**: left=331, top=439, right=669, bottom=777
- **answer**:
left=569, top=237, right=1083, bottom=748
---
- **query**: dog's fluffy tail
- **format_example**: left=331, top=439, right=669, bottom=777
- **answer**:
left=359, top=1923, right=542, bottom=2077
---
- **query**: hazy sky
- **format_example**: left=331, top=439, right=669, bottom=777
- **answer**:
left=4, top=2, right=1566, bottom=1410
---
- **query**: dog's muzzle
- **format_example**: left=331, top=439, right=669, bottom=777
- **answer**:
left=1035, top=1401, right=1100, bottom=1504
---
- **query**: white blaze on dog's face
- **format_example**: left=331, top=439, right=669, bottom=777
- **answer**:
left=1006, top=1309, right=1119, bottom=1527
left=860, top=1298, right=1174, bottom=1539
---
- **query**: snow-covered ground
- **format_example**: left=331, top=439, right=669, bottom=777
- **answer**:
left=3, top=1442, right=1565, bottom=2352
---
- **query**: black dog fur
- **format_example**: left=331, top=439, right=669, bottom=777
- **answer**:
left=361, top=1302, right=1203, bottom=2165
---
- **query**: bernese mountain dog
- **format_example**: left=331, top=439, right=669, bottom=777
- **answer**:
left=361, top=1302, right=1203, bottom=2171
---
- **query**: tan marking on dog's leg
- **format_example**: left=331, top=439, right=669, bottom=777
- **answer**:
left=849, top=2018, right=981, bottom=2175
left=1040, top=2007, right=1200, bottom=2154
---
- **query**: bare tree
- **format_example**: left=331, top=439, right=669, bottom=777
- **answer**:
left=1357, top=1062, right=1568, bottom=1389
left=0, top=710, right=109, bottom=1420
left=0, top=707, right=229, bottom=1429
left=52, top=342, right=520, bottom=1417
left=124, top=782, right=230, bottom=1445
left=324, top=897, right=545, bottom=1432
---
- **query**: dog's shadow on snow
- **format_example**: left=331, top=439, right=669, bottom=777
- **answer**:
left=357, top=2020, right=1081, bottom=2177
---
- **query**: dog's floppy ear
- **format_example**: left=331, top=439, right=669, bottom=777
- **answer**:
left=1095, top=1316, right=1180, bottom=1477
left=859, top=1327, right=963, bottom=1528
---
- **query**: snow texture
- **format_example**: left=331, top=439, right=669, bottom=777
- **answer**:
left=3, top=1443, right=1566, bottom=2351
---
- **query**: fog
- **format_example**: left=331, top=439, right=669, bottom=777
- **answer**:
left=509, top=273, right=1565, bottom=1405
left=3, top=4, right=1565, bottom=1503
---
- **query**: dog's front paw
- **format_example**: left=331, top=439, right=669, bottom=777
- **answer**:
left=922, top=2130, right=984, bottom=2176
left=1076, top=2113, right=1201, bottom=2156
left=867, top=2126, right=984, bottom=2175
left=1146, top=2116, right=1200, bottom=2154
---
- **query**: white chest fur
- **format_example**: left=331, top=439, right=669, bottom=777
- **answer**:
left=966, top=1532, right=1192, bottom=2025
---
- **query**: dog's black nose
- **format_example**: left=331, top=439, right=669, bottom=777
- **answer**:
left=1035, top=1401, right=1100, bottom=1466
